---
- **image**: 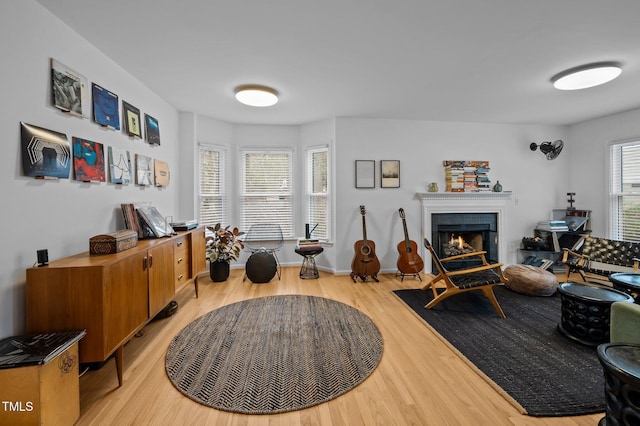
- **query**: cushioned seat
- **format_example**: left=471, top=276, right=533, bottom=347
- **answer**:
left=503, top=264, right=558, bottom=296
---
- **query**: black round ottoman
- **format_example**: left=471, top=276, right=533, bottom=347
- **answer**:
left=597, top=343, right=640, bottom=426
left=557, top=282, right=634, bottom=346
left=245, top=250, right=277, bottom=283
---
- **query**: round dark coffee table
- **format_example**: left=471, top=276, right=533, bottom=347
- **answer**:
left=597, top=343, right=640, bottom=426
left=557, top=282, right=634, bottom=346
left=609, top=273, right=640, bottom=304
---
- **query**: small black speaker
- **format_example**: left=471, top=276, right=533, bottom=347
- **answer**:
left=37, top=249, right=48, bottom=267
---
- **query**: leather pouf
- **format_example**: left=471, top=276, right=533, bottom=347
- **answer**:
left=503, top=264, right=559, bottom=296
left=245, top=250, right=277, bottom=283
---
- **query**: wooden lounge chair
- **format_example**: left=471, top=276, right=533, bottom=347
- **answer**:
left=422, top=238, right=507, bottom=318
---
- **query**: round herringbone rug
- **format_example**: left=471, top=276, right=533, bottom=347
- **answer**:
left=165, top=295, right=383, bottom=414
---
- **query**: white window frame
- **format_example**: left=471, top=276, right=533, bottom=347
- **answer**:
left=305, top=145, right=330, bottom=241
left=198, top=143, right=227, bottom=227
left=239, top=148, right=295, bottom=239
left=609, top=139, right=640, bottom=241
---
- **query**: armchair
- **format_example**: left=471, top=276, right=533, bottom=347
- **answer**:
left=422, top=238, right=507, bottom=318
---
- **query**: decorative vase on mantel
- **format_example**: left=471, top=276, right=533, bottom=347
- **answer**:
left=209, top=260, right=230, bottom=282
left=492, top=181, right=503, bottom=192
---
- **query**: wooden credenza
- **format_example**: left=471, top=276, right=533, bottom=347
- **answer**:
left=25, top=227, right=206, bottom=386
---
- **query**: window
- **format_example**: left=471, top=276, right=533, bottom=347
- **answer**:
left=240, top=149, right=294, bottom=238
left=306, top=147, right=329, bottom=240
left=610, top=140, right=640, bottom=241
left=199, top=144, right=226, bottom=226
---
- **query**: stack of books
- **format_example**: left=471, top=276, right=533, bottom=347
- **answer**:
left=475, top=162, right=492, bottom=192
left=443, top=161, right=465, bottom=192
left=443, top=160, right=491, bottom=192
left=536, top=220, right=569, bottom=232
left=170, top=219, right=198, bottom=231
left=296, top=238, right=322, bottom=251
left=522, top=255, right=555, bottom=270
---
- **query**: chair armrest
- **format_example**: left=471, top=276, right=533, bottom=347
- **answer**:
left=561, top=248, right=588, bottom=263
left=439, top=251, right=488, bottom=263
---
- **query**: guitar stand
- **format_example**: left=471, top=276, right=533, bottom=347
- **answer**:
left=395, top=271, right=422, bottom=282
left=350, top=272, right=379, bottom=283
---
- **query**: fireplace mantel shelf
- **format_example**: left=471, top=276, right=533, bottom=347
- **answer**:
left=416, top=191, right=512, bottom=201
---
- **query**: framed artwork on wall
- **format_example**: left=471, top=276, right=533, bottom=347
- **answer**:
left=108, top=146, right=132, bottom=184
left=122, top=101, right=142, bottom=138
left=154, top=159, right=169, bottom=186
left=20, top=122, right=71, bottom=179
left=355, top=160, right=375, bottom=188
left=144, top=114, right=160, bottom=145
left=72, top=137, right=106, bottom=182
left=381, top=160, right=400, bottom=188
left=51, top=59, right=90, bottom=118
left=135, top=154, right=153, bottom=186
left=92, top=83, right=120, bottom=130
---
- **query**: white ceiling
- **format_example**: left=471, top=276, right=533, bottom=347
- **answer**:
left=36, top=0, right=640, bottom=126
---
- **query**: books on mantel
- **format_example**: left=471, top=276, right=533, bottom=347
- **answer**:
left=443, top=160, right=491, bottom=192
left=296, top=238, right=322, bottom=251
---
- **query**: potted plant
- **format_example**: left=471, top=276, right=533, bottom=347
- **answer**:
left=206, top=224, right=244, bottom=282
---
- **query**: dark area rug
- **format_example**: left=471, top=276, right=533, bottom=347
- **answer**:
left=166, top=295, right=383, bottom=414
left=393, top=286, right=605, bottom=417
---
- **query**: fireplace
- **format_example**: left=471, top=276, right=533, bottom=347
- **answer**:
left=432, top=212, right=498, bottom=270
left=417, top=191, right=512, bottom=273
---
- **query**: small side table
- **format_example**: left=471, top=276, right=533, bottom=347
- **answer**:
left=0, top=330, right=85, bottom=426
left=557, top=282, right=634, bottom=346
left=597, top=343, right=640, bottom=426
left=295, top=247, right=324, bottom=279
left=609, top=272, right=640, bottom=303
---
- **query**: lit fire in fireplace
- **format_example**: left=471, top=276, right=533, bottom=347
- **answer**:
left=443, top=234, right=477, bottom=256
left=450, top=235, right=465, bottom=249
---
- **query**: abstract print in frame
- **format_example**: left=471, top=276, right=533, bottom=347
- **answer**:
left=51, top=59, right=90, bottom=118
left=72, top=137, right=106, bottom=182
left=144, top=114, right=160, bottom=145
left=122, top=101, right=142, bottom=138
left=92, top=83, right=120, bottom=130
left=135, top=154, right=154, bottom=186
left=20, top=122, right=71, bottom=179
left=108, top=146, right=132, bottom=184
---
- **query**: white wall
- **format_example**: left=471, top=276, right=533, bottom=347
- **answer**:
left=6, top=1, right=627, bottom=340
left=334, top=118, right=570, bottom=274
left=0, top=1, right=182, bottom=337
left=568, top=107, right=640, bottom=236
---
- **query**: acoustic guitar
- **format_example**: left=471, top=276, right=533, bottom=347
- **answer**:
left=396, top=208, right=424, bottom=276
left=351, top=205, right=380, bottom=282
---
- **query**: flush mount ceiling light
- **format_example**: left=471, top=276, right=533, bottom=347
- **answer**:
left=551, top=62, right=622, bottom=90
left=234, top=85, right=279, bottom=107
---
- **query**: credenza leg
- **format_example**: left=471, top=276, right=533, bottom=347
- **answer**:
left=115, top=346, right=124, bottom=387
left=194, top=275, right=199, bottom=298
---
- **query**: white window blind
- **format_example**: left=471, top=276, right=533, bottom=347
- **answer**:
left=240, top=149, right=294, bottom=238
left=610, top=141, right=640, bottom=241
left=199, top=144, right=226, bottom=227
left=307, top=147, right=329, bottom=240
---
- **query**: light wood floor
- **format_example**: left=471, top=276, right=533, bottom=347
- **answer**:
left=77, top=268, right=603, bottom=425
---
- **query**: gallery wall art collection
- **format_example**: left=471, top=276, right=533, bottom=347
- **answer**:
left=21, top=58, right=169, bottom=187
